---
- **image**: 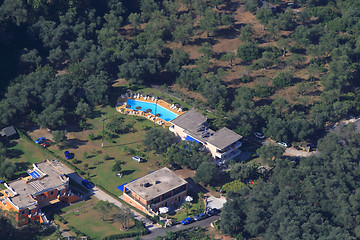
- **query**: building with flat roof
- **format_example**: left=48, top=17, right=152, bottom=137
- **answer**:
left=0, top=159, right=81, bottom=225
left=122, top=168, right=188, bottom=215
left=169, top=110, right=243, bottom=165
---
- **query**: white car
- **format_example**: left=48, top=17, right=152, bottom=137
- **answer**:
left=277, top=142, right=288, bottom=148
left=253, top=132, right=265, bottom=139
left=132, top=156, right=145, bottom=163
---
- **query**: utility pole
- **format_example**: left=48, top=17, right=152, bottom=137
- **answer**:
left=101, top=114, right=107, bottom=148
left=154, top=99, right=158, bottom=127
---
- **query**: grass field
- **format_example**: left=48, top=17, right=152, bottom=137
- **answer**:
left=5, top=136, right=51, bottom=179
left=61, top=197, right=144, bottom=239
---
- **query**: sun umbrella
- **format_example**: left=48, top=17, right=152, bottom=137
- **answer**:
left=159, top=207, right=169, bottom=214
left=148, top=92, right=154, bottom=97
left=158, top=95, right=164, bottom=100
left=136, top=106, right=142, bottom=110
left=146, top=109, right=152, bottom=113
left=174, top=103, right=181, bottom=108
left=185, top=196, right=193, bottom=202
left=166, top=99, right=173, bottom=103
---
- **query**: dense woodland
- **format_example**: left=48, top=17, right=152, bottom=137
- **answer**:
left=1, top=0, right=360, bottom=238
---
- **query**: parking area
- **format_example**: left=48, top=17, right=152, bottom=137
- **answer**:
left=207, top=196, right=226, bottom=210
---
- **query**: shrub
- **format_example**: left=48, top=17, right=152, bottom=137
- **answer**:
left=88, top=133, right=95, bottom=140
left=273, top=71, right=293, bottom=88
left=254, top=84, right=274, bottom=98
left=72, top=159, right=80, bottom=164
left=237, top=42, right=261, bottom=62
left=239, top=75, right=252, bottom=83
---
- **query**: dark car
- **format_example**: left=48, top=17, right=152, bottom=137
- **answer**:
left=81, top=179, right=94, bottom=189
left=64, top=151, right=73, bottom=159
left=181, top=217, right=194, bottom=225
left=41, top=142, right=50, bottom=148
left=193, top=213, right=208, bottom=221
left=41, top=140, right=51, bottom=148
left=207, top=208, right=221, bottom=216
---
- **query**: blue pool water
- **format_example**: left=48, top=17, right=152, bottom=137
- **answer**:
left=126, top=99, right=178, bottom=122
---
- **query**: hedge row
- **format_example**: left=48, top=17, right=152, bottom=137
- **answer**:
left=102, top=229, right=148, bottom=240
left=53, top=214, right=68, bottom=224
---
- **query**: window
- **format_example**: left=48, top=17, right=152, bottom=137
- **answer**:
left=50, top=191, right=54, bottom=196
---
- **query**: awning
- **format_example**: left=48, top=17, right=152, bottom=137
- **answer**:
left=50, top=199, right=60, bottom=204
left=185, top=135, right=200, bottom=144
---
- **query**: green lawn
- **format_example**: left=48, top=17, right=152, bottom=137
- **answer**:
left=5, top=136, right=51, bottom=179
left=61, top=197, right=144, bottom=239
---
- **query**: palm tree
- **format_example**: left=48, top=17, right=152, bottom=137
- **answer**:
left=182, top=202, right=192, bottom=216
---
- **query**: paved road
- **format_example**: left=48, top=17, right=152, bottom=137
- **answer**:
left=138, top=215, right=221, bottom=240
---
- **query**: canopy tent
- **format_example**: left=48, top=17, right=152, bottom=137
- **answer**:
left=185, top=196, right=193, bottom=202
left=159, top=207, right=169, bottom=214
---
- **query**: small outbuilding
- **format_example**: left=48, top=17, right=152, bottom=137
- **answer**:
left=0, top=126, right=18, bottom=139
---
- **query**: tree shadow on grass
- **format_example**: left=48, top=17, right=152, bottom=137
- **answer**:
left=121, top=170, right=135, bottom=176
left=6, top=149, right=24, bottom=159
left=102, top=140, right=143, bottom=148
left=66, top=138, right=88, bottom=149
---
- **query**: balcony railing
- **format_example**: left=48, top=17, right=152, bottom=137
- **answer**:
left=216, top=141, right=242, bottom=158
left=216, top=149, right=241, bottom=166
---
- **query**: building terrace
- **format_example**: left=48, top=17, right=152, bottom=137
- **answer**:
left=123, top=167, right=188, bottom=215
left=169, top=110, right=243, bottom=165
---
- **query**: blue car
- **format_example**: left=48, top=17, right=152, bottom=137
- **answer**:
left=64, top=151, right=73, bottom=159
left=181, top=217, right=194, bottom=225
left=81, top=179, right=94, bottom=189
left=35, top=137, right=46, bottom=144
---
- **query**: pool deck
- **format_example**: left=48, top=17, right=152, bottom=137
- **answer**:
left=116, top=95, right=185, bottom=127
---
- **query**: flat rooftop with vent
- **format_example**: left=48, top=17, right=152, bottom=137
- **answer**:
left=169, top=110, right=243, bottom=165
left=122, top=167, right=188, bottom=215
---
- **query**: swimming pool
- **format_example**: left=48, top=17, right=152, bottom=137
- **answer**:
left=126, top=99, right=178, bottom=122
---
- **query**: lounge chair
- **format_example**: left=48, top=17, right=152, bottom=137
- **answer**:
left=121, top=94, right=125, bottom=98
left=177, top=108, right=181, bottom=112
left=152, top=97, right=155, bottom=101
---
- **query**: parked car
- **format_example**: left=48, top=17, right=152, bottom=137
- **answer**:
left=181, top=217, right=194, bottom=225
left=253, top=132, right=265, bottom=139
left=34, top=137, right=46, bottom=144
left=81, top=179, right=94, bottom=189
left=132, top=156, right=145, bottom=163
left=41, top=142, right=50, bottom=148
left=207, top=208, right=221, bottom=216
left=193, top=213, right=208, bottom=221
left=277, top=142, right=288, bottom=148
left=64, top=151, right=74, bottom=159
